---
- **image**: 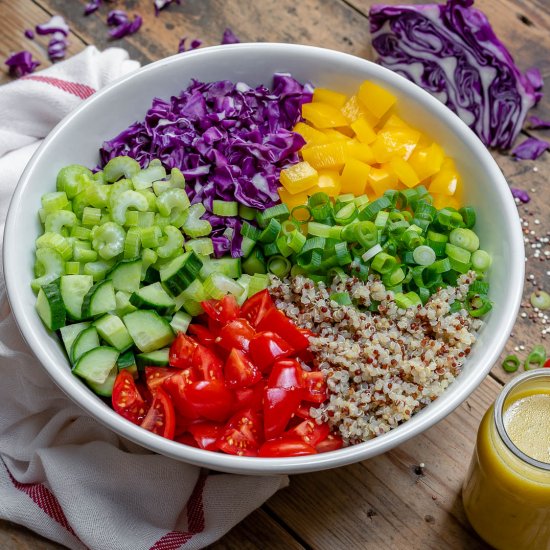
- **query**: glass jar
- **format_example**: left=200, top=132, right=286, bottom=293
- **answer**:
left=462, top=370, right=550, bottom=550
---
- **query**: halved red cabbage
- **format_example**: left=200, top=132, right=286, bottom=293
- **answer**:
left=370, top=0, right=542, bottom=149
left=511, top=137, right=549, bottom=160
left=99, top=74, right=312, bottom=256
left=5, top=51, right=40, bottom=77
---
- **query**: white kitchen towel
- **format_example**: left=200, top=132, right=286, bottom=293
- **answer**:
left=0, top=46, right=287, bottom=550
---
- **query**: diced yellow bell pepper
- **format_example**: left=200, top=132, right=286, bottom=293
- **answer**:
left=280, top=161, right=319, bottom=194
left=351, top=116, right=377, bottom=144
left=341, top=95, right=379, bottom=126
left=388, top=157, right=420, bottom=188
left=346, top=141, right=375, bottom=164
left=408, top=142, right=444, bottom=181
left=278, top=187, right=309, bottom=209
left=371, top=127, right=420, bottom=163
left=317, top=170, right=342, bottom=197
left=323, top=129, right=351, bottom=141
left=368, top=167, right=398, bottom=196
left=431, top=193, right=461, bottom=210
left=429, top=158, right=459, bottom=196
left=293, top=122, right=329, bottom=145
left=358, top=81, right=397, bottom=120
left=302, top=102, right=348, bottom=129
left=313, top=88, right=347, bottom=108
left=301, top=141, right=347, bottom=171
left=381, top=114, right=408, bottom=129
left=340, top=159, right=371, bottom=195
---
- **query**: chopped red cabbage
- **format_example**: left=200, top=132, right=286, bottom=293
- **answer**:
left=178, top=38, right=202, bottom=53
left=47, top=33, right=68, bottom=62
left=370, top=0, right=541, bottom=149
left=510, top=188, right=530, bottom=203
left=99, top=74, right=312, bottom=256
left=221, top=28, right=240, bottom=44
left=84, top=0, right=102, bottom=16
left=5, top=51, right=40, bottom=77
left=511, top=137, right=549, bottom=160
left=528, top=115, right=550, bottom=130
left=24, top=29, right=35, bottom=39
left=35, top=15, right=69, bottom=37
left=107, top=10, right=142, bottom=39
left=154, top=0, right=180, bottom=16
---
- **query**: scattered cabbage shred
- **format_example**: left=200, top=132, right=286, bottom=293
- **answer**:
left=369, top=0, right=542, bottom=149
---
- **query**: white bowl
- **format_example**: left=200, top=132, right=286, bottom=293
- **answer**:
left=4, top=44, right=524, bottom=475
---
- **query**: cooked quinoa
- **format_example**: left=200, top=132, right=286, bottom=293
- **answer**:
left=269, top=273, right=484, bottom=446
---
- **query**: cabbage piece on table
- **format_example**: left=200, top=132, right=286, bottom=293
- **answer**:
left=369, top=0, right=542, bottom=149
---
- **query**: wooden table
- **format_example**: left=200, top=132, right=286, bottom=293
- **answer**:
left=1, top=0, right=548, bottom=548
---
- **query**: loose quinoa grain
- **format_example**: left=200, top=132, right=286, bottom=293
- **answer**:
left=269, top=273, right=484, bottom=446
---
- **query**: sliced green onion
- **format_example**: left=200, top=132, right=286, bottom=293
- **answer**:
left=287, top=230, right=306, bottom=253
left=382, top=266, right=405, bottom=287
left=241, top=222, right=262, bottom=241
left=354, top=195, right=370, bottom=211
left=308, top=192, right=332, bottom=221
left=413, top=245, right=436, bottom=266
left=333, top=202, right=358, bottom=225
left=471, top=250, right=492, bottom=272
left=502, top=355, right=520, bottom=373
left=437, top=208, right=464, bottom=229
left=258, top=218, right=281, bottom=243
left=467, top=294, right=492, bottom=317
left=336, top=193, right=355, bottom=203
left=395, top=291, right=421, bottom=309
left=445, top=243, right=471, bottom=273
left=267, top=255, right=291, bottom=278
left=329, top=292, right=352, bottom=305
left=429, top=257, right=451, bottom=273
left=524, top=345, right=546, bottom=370
left=291, top=205, right=312, bottom=224
left=257, top=204, right=290, bottom=226
left=459, top=206, right=476, bottom=229
left=335, top=241, right=352, bottom=266
left=342, top=221, right=378, bottom=249
left=469, top=280, right=489, bottom=295
left=371, top=252, right=398, bottom=274
left=362, top=244, right=383, bottom=262
left=307, top=222, right=343, bottom=240
left=358, top=196, right=391, bottom=221
left=275, top=234, right=293, bottom=257
left=449, top=228, right=480, bottom=252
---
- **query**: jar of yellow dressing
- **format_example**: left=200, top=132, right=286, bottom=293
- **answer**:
left=462, top=370, right=550, bottom=549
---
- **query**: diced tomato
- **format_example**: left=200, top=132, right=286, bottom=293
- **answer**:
left=112, top=371, right=148, bottom=424
left=164, top=370, right=200, bottom=420
left=295, top=403, right=314, bottom=419
left=225, top=348, right=262, bottom=389
left=258, top=438, right=317, bottom=457
left=175, top=432, right=200, bottom=448
left=145, top=367, right=176, bottom=393
left=263, top=386, right=302, bottom=440
left=257, top=308, right=310, bottom=352
left=140, top=387, right=176, bottom=439
left=217, top=409, right=262, bottom=456
left=188, top=421, right=224, bottom=451
left=201, top=295, right=240, bottom=324
left=315, top=433, right=344, bottom=453
left=217, top=319, right=255, bottom=352
left=544, top=359, right=550, bottom=368
left=268, top=359, right=304, bottom=390
left=233, top=382, right=266, bottom=412
left=192, top=344, right=224, bottom=381
left=179, top=380, right=234, bottom=423
left=286, top=419, right=330, bottom=447
left=302, top=371, right=328, bottom=403
left=169, top=333, right=197, bottom=369
left=240, top=289, right=274, bottom=327
left=296, top=348, right=316, bottom=367
left=248, top=331, right=294, bottom=372
left=187, top=324, right=217, bottom=347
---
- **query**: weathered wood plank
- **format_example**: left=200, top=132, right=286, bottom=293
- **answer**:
left=264, top=377, right=500, bottom=549
left=0, top=520, right=67, bottom=550
left=0, top=0, right=87, bottom=86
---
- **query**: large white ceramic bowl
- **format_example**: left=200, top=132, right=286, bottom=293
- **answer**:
left=4, top=44, right=524, bottom=475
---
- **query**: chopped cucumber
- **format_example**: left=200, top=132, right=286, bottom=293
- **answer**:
left=81, top=280, right=116, bottom=318
left=72, top=346, right=120, bottom=386
left=59, top=321, right=90, bottom=357
left=70, top=326, right=100, bottom=364
left=36, top=279, right=66, bottom=331
left=169, top=311, right=192, bottom=334
left=108, top=259, right=142, bottom=293
left=122, top=310, right=174, bottom=353
left=159, top=251, right=203, bottom=296
left=114, top=291, right=138, bottom=317
left=117, top=350, right=138, bottom=378
left=86, top=365, right=118, bottom=397
left=94, top=314, right=133, bottom=352
left=136, top=348, right=170, bottom=369
left=60, top=274, right=94, bottom=320
left=130, top=282, right=176, bottom=315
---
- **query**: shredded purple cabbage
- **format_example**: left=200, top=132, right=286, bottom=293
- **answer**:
left=370, top=0, right=541, bottom=150
left=107, top=10, right=142, bottom=39
left=511, top=137, right=549, bottom=160
left=221, top=28, right=240, bottom=44
left=154, top=0, right=180, bottom=16
left=178, top=38, right=202, bottom=53
left=510, top=188, right=530, bottom=203
left=99, top=74, right=312, bottom=256
left=4, top=51, right=40, bottom=77
left=24, top=29, right=35, bottom=40
left=84, top=0, right=102, bottom=16
left=527, top=115, right=550, bottom=130
left=35, top=15, right=69, bottom=36
left=47, top=33, right=68, bottom=62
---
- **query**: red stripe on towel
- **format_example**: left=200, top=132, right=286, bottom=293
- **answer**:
left=21, top=75, right=95, bottom=99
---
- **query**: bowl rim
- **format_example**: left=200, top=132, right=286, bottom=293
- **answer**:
left=3, top=43, right=524, bottom=475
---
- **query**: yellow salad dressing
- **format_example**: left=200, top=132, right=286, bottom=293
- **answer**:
left=462, top=371, right=550, bottom=550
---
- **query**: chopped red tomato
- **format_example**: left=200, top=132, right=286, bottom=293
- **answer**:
left=179, top=380, right=234, bottom=423
left=257, top=308, right=310, bottom=352
left=263, top=386, right=302, bottom=440
left=217, top=409, right=262, bottom=456
left=544, top=358, right=550, bottom=368
left=140, top=387, right=176, bottom=439
left=286, top=419, right=330, bottom=447
left=225, top=348, right=262, bottom=389
left=175, top=432, right=200, bottom=448
left=192, top=344, right=224, bottom=381
left=169, top=333, right=197, bottom=369
left=248, top=331, right=294, bottom=372
left=240, top=289, right=274, bottom=327
left=233, top=382, right=266, bottom=412
left=145, top=367, right=176, bottom=393
left=187, top=324, right=217, bottom=347
left=164, top=370, right=200, bottom=420
left=268, top=359, right=304, bottom=390
left=217, top=319, right=255, bottom=352
left=302, top=371, right=328, bottom=403
left=188, top=421, right=224, bottom=451
left=112, top=371, right=147, bottom=424
left=315, top=433, right=344, bottom=453
left=258, top=438, right=317, bottom=457
left=201, top=295, right=240, bottom=324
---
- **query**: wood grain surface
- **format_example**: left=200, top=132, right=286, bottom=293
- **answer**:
left=1, top=0, right=549, bottom=548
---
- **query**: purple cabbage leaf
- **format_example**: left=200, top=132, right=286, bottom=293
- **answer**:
left=511, top=137, right=549, bottom=160
left=527, top=115, right=550, bottom=130
left=4, top=51, right=40, bottom=77
left=178, top=38, right=202, bottom=53
left=221, top=28, right=240, bottom=44
left=107, top=10, right=142, bottom=39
